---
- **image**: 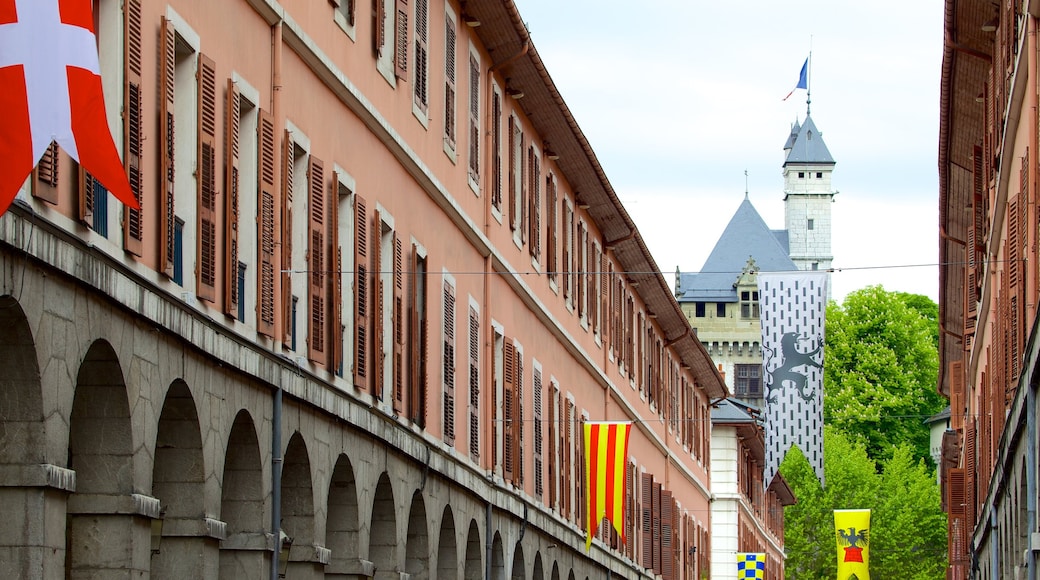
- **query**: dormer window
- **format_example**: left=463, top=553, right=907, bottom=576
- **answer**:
left=740, top=290, right=759, bottom=319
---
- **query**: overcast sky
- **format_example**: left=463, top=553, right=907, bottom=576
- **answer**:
left=510, top=0, right=944, bottom=303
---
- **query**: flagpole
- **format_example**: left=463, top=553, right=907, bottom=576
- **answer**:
left=806, top=42, right=813, bottom=116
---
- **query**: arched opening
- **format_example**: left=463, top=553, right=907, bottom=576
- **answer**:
left=151, top=380, right=209, bottom=578
left=436, top=506, right=458, bottom=579
left=219, top=410, right=266, bottom=578
left=551, top=561, right=560, bottom=580
left=281, top=432, right=318, bottom=577
left=370, top=473, right=398, bottom=579
left=532, top=552, right=544, bottom=580
left=491, top=531, right=505, bottom=580
left=463, top=518, right=482, bottom=580
left=405, top=491, right=429, bottom=578
left=326, top=454, right=361, bottom=574
left=67, top=340, right=138, bottom=577
left=510, top=540, right=526, bottom=580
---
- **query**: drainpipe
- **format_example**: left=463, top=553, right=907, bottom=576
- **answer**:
left=486, top=503, right=493, bottom=579
left=270, top=386, right=283, bottom=580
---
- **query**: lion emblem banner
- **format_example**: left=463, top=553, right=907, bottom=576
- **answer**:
left=758, top=271, right=827, bottom=486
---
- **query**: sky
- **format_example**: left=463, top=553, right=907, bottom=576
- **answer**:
left=510, top=0, right=944, bottom=304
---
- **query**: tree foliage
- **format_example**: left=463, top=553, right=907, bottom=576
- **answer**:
left=823, top=285, right=945, bottom=464
left=781, top=428, right=947, bottom=580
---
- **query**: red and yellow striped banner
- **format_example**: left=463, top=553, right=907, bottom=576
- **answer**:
left=584, top=421, right=632, bottom=551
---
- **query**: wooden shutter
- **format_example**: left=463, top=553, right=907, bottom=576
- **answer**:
left=408, top=244, right=427, bottom=425
left=562, top=200, right=572, bottom=300
left=331, top=190, right=343, bottom=374
left=257, top=109, right=277, bottom=337
left=32, top=143, right=60, bottom=204
left=503, top=340, right=516, bottom=481
left=625, top=461, right=635, bottom=559
left=373, top=0, right=386, bottom=57
left=661, top=490, right=674, bottom=580
left=353, top=195, right=369, bottom=389
left=77, top=165, right=96, bottom=228
left=641, top=472, right=653, bottom=569
left=394, top=0, right=409, bottom=80
left=444, top=13, right=456, bottom=149
left=122, top=0, right=143, bottom=256
left=393, top=235, right=405, bottom=411
left=224, top=79, right=241, bottom=317
left=468, top=54, right=479, bottom=181
left=507, top=116, right=517, bottom=231
left=528, top=147, right=540, bottom=258
left=491, top=91, right=501, bottom=209
left=468, top=306, right=479, bottom=458
left=519, top=130, right=527, bottom=244
left=281, top=131, right=295, bottom=346
left=413, top=0, right=428, bottom=112
left=158, top=17, right=176, bottom=274
left=442, top=281, right=456, bottom=444
left=516, top=353, right=525, bottom=486
left=533, top=367, right=543, bottom=498
left=546, top=174, right=557, bottom=281
left=948, top=467, right=968, bottom=564
left=372, top=210, right=384, bottom=398
left=197, top=54, right=218, bottom=302
left=563, top=397, right=573, bottom=518
left=547, top=384, right=557, bottom=508
left=307, top=155, right=326, bottom=365
left=652, top=480, right=662, bottom=574
left=577, top=224, right=585, bottom=319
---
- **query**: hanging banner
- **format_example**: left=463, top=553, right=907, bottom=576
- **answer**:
left=758, top=271, right=827, bottom=486
left=583, top=421, right=632, bottom=551
left=834, top=509, right=871, bottom=579
left=736, top=552, right=767, bottom=579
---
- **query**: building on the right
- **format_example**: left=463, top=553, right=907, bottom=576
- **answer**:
left=939, top=2, right=1040, bottom=579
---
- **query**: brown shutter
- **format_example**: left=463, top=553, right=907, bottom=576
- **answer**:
left=413, top=0, right=429, bottom=112
left=122, top=0, right=143, bottom=255
left=408, top=244, right=427, bottom=426
left=641, top=472, right=653, bottom=569
left=519, top=132, right=527, bottom=244
left=562, top=201, right=571, bottom=300
left=577, top=224, right=585, bottom=319
left=394, top=0, right=409, bottom=80
left=373, top=0, right=386, bottom=57
left=393, top=235, right=405, bottom=411
left=547, top=384, right=556, bottom=508
left=307, top=155, right=326, bottom=365
left=468, top=54, right=480, bottom=181
left=468, top=306, right=479, bottom=458
left=442, top=281, right=456, bottom=444
left=372, top=210, right=384, bottom=398
left=158, top=17, right=176, bottom=273
left=625, top=461, right=635, bottom=559
left=331, top=196, right=343, bottom=375
left=529, top=147, right=540, bottom=259
left=224, top=79, right=241, bottom=317
left=502, top=340, right=516, bottom=481
left=516, top=352, right=525, bottom=486
left=257, top=109, right=277, bottom=337
left=197, top=54, right=218, bottom=302
left=546, top=174, right=557, bottom=281
left=443, top=14, right=456, bottom=149
left=533, top=366, right=543, bottom=498
left=281, top=131, right=295, bottom=345
left=661, top=490, right=674, bottom=580
left=508, top=116, right=516, bottom=231
left=353, top=195, right=369, bottom=389
left=491, top=91, right=501, bottom=210
left=77, top=165, right=96, bottom=228
left=563, top=397, right=573, bottom=518
left=32, top=143, right=60, bottom=204
left=652, top=480, right=662, bottom=574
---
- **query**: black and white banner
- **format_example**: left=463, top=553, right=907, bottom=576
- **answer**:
left=758, top=271, right=827, bottom=486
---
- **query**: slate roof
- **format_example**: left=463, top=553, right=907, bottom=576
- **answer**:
left=711, top=398, right=762, bottom=424
left=675, top=197, right=797, bottom=302
left=784, top=114, right=834, bottom=165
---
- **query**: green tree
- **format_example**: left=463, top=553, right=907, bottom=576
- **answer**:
left=824, top=286, right=944, bottom=464
left=782, top=428, right=947, bottom=579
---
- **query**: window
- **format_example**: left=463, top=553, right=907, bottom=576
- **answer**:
left=237, top=262, right=247, bottom=322
left=812, top=262, right=819, bottom=271
left=334, top=0, right=356, bottom=39
left=807, top=218, right=814, bottom=230
left=491, top=87, right=502, bottom=213
left=716, top=303, right=726, bottom=318
left=694, top=303, right=705, bottom=318
left=225, top=78, right=261, bottom=323
left=467, top=50, right=480, bottom=185
left=798, top=171, right=805, bottom=178
left=734, top=364, right=762, bottom=397
left=173, top=217, right=185, bottom=285
left=443, top=9, right=457, bottom=154
left=816, top=172, right=823, bottom=178
left=408, top=246, right=428, bottom=426
left=442, top=277, right=456, bottom=445
left=468, top=304, right=480, bottom=458
left=740, top=290, right=759, bottom=319
left=412, top=0, right=428, bottom=113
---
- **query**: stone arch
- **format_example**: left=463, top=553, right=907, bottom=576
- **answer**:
left=151, top=380, right=210, bottom=578
left=67, top=339, right=137, bottom=577
left=0, top=295, right=42, bottom=464
left=282, top=432, right=317, bottom=577
left=405, top=490, right=429, bottom=578
left=532, top=552, right=544, bottom=580
left=436, top=505, right=458, bottom=579
left=219, top=410, right=266, bottom=578
left=370, top=473, right=398, bottom=579
left=510, top=540, right=526, bottom=580
left=551, top=561, right=560, bottom=580
left=567, top=570, right=576, bottom=580
left=464, top=518, right=482, bottom=580
left=326, top=453, right=361, bottom=574
left=491, top=531, right=505, bottom=580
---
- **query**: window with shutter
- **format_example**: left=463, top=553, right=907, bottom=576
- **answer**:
left=443, top=12, right=457, bottom=151
left=563, top=397, right=573, bottom=518
left=516, top=352, right=525, bottom=486
left=577, top=223, right=585, bottom=320
left=574, top=412, right=583, bottom=525
left=652, top=480, right=662, bottom=574
left=442, top=280, right=456, bottom=445
left=393, top=236, right=405, bottom=411
left=546, top=174, right=557, bottom=283
left=123, top=0, right=143, bottom=256
left=491, top=89, right=502, bottom=211
left=547, top=381, right=557, bottom=509
left=641, top=472, right=653, bottom=569
left=281, top=131, right=295, bottom=346
left=408, top=246, right=428, bottom=426
left=158, top=18, right=177, bottom=275
left=372, top=212, right=384, bottom=399
left=533, top=365, right=543, bottom=498
left=224, top=80, right=241, bottom=317
left=307, top=155, right=326, bottom=365
left=503, top=340, right=516, bottom=481
left=394, top=0, right=409, bottom=80
left=625, top=461, right=635, bottom=559
left=596, top=245, right=604, bottom=336
left=412, top=0, right=428, bottom=112
left=528, top=146, right=540, bottom=260
left=508, top=116, right=518, bottom=232
left=353, top=195, right=369, bottom=390
left=197, top=54, right=218, bottom=303
left=661, top=490, right=674, bottom=580
left=468, top=306, right=479, bottom=458
left=563, top=200, right=573, bottom=303
left=468, top=53, right=480, bottom=183
left=257, top=109, right=277, bottom=337
left=32, top=143, right=60, bottom=204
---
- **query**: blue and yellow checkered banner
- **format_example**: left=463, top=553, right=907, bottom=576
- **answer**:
left=736, top=552, right=766, bottom=579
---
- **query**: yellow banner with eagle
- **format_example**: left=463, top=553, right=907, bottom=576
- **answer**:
left=834, top=509, right=871, bottom=579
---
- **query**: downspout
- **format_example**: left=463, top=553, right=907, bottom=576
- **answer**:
left=269, top=20, right=284, bottom=580
left=486, top=503, right=493, bottom=580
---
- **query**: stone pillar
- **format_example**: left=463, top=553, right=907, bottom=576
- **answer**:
left=324, top=557, right=375, bottom=579
left=65, top=492, right=161, bottom=579
left=150, top=516, right=226, bottom=579
left=220, top=531, right=274, bottom=578
left=284, top=543, right=331, bottom=580
left=0, top=464, right=76, bottom=580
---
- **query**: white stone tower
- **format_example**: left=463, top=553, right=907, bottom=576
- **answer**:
left=782, top=115, right=836, bottom=273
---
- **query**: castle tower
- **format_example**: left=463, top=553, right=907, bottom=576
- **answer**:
left=782, top=115, right=836, bottom=273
